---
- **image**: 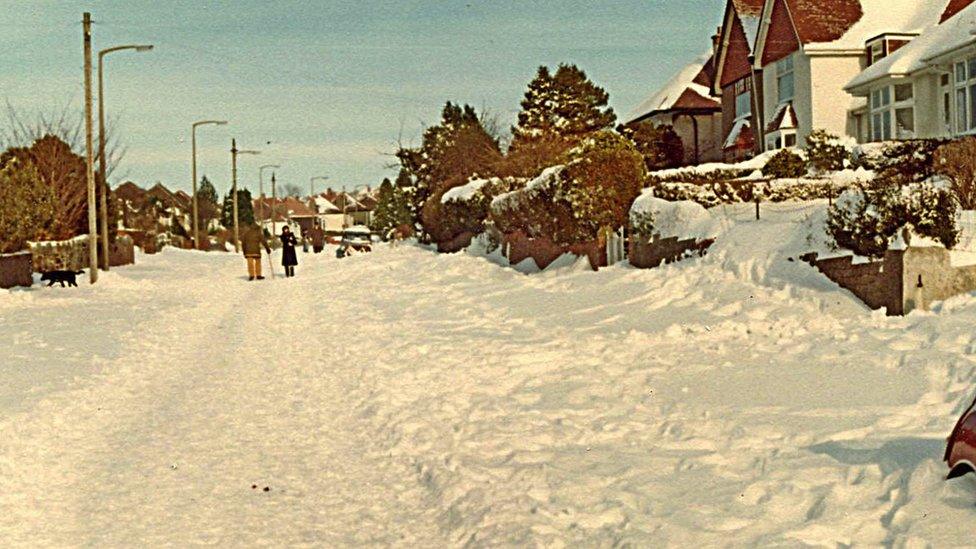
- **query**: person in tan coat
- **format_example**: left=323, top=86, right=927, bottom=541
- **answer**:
left=240, top=223, right=271, bottom=280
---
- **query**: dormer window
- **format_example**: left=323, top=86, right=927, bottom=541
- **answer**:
left=866, top=33, right=917, bottom=66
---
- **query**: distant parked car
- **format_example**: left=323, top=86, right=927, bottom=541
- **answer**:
left=945, top=393, right=976, bottom=478
left=340, top=225, right=373, bottom=252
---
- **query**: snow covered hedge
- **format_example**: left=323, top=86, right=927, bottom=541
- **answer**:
left=490, top=131, right=645, bottom=245
left=629, top=192, right=719, bottom=241
left=422, top=176, right=524, bottom=245
left=826, top=178, right=958, bottom=258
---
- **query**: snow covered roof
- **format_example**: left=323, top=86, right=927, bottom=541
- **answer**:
left=723, top=118, right=753, bottom=150
left=626, top=53, right=720, bottom=124
left=755, top=0, right=949, bottom=63
left=846, top=1, right=976, bottom=92
left=314, top=195, right=340, bottom=213
left=766, top=103, right=799, bottom=132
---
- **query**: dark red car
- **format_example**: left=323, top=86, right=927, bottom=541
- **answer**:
left=946, top=394, right=976, bottom=479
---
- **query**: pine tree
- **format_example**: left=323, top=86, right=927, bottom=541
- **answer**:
left=0, top=157, right=57, bottom=253
left=511, top=64, right=616, bottom=148
left=220, top=188, right=254, bottom=228
left=196, top=175, right=220, bottom=231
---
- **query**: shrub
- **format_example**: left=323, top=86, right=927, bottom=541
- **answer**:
left=827, top=178, right=958, bottom=258
left=934, top=137, right=976, bottom=209
left=423, top=177, right=522, bottom=244
left=762, top=149, right=807, bottom=179
left=630, top=210, right=656, bottom=239
left=490, top=131, right=646, bottom=245
left=876, top=139, right=946, bottom=183
left=806, top=129, right=848, bottom=173
left=0, top=158, right=58, bottom=253
left=619, top=122, right=684, bottom=171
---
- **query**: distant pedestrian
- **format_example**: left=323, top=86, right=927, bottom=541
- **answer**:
left=240, top=223, right=271, bottom=281
left=301, top=228, right=309, bottom=253
left=280, top=225, right=299, bottom=277
left=309, top=222, right=326, bottom=254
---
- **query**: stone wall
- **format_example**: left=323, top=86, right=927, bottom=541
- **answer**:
left=629, top=236, right=714, bottom=270
left=803, top=245, right=976, bottom=316
left=30, top=236, right=135, bottom=273
left=0, top=252, right=33, bottom=289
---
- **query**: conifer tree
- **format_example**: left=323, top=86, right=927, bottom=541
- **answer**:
left=511, top=64, right=616, bottom=149
left=221, top=188, right=254, bottom=228
left=196, top=175, right=220, bottom=231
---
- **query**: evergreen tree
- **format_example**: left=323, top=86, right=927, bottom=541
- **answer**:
left=371, top=176, right=414, bottom=239
left=195, top=175, right=220, bottom=230
left=511, top=64, right=616, bottom=149
left=395, top=102, right=502, bottom=239
left=221, top=188, right=254, bottom=228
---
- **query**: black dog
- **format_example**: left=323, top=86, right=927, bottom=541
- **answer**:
left=40, top=270, right=84, bottom=287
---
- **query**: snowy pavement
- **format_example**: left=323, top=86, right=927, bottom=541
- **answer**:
left=3, top=209, right=976, bottom=546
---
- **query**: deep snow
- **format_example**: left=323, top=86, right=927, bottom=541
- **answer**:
left=2, top=205, right=976, bottom=546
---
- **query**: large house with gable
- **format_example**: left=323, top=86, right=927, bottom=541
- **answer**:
left=845, top=0, right=976, bottom=141
left=751, top=0, right=944, bottom=151
left=712, top=0, right=766, bottom=161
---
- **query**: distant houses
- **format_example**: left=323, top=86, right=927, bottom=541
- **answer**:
left=253, top=187, right=378, bottom=235
left=629, top=0, right=976, bottom=165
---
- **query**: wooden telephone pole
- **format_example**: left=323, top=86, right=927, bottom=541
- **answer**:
left=83, top=12, right=98, bottom=284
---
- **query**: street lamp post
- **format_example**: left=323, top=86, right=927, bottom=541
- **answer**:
left=98, top=43, right=153, bottom=270
left=310, top=175, right=328, bottom=201
left=259, top=164, right=280, bottom=223
left=230, top=139, right=260, bottom=252
left=191, top=120, right=228, bottom=250
left=83, top=12, right=97, bottom=284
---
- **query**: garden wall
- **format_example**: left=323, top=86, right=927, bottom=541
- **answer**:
left=30, top=236, right=135, bottom=273
left=629, top=236, right=714, bottom=269
left=502, top=231, right=605, bottom=271
left=0, top=252, right=33, bottom=289
left=802, top=245, right=976, bottom=315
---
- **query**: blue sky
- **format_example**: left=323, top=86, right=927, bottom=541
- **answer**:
left=1, top=0, right=724, bottom=197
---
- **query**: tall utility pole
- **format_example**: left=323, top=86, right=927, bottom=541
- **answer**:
left=98, top=43, right=153, bottom=270
left=231, top=139, right=240, bottom=252
left=83, top=13, right=98, bottom=284
left=191, top=120, right=227, bottom=249
left=230, top=139, right=260, bottom=252
left=271, top=173, right=278, bottom=237
left=259, top=164, right=280, bottom=223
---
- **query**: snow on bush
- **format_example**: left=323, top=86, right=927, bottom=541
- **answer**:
left=629, top=191, right=719, bottom=241
left=762, top=149, right=807, bottom=179
left=805, top=129, right=853, bottom=174
left=424, top=176, right=524, bottom=245
left=934, top=137, right=976, bottom=209
left=826, top=178, right=958, bottom=258
left=490, top=131, right=645, bottom=245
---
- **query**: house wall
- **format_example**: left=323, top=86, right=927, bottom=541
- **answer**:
left=649, top=112, right=723, bottom=165
left=808, top=54, right=863, bottom=143
left=762, top=51, right=812, bottom=143
left=914, top=73, right=947, bottom=139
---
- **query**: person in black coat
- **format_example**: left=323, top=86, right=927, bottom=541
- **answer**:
left=280, top=225, right=299, bottom=277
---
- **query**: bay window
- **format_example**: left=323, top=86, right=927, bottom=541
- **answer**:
left=954, top=57, right=976, bottom=134
left=870, top=83, right=913, bottom=141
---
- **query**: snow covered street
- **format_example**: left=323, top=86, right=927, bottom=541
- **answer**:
left=3, top=211, right=976, bottom=546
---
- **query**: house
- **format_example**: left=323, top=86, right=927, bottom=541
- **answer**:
left=712, top=0, right=767, bottom=161
left=844, top=0, right=976, bottom=141
left=752, top=0, right=945, bottom=150
left=625, top=52, right=724, bottom=164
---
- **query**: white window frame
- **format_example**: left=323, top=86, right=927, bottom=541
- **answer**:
left=953, top=57, right=976, bottom=136
left=870, top=42, right=885, bottom=65
left=776, top=55, right=795, bottom=105
left=766, top=129, right=797, bottom=151
left=869, top=82, right=914, bottom=141
left=734, top=78, right=752, bottom=120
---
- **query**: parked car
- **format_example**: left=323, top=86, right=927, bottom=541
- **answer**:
left=945, top=393, right=976, bottom=478
left=336, top=226, right=373, bottom=258
left=340, top=225, right=373, bottom=252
